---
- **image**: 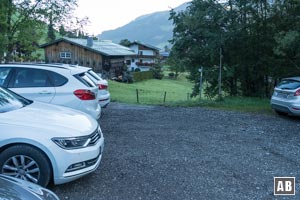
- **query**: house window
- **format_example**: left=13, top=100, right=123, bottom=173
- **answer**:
left=60, top=52, right=71, bottom=59
left=126, top=60, right=131, bottom=65
left=139, top=51, right=143, bottom=55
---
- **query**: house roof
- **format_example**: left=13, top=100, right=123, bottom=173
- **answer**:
left=40, top=37, right=136, bottom=57
left=130, top=41, right=160, bottom=51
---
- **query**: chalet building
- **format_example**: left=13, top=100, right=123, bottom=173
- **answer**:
left=40, top=37, right=136, bottom=78
left=125, top=41, right=160, bottom=72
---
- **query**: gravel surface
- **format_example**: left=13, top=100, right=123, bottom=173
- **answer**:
left=50, top=102, right=300, bottom=200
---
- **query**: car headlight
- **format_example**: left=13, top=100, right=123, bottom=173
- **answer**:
left=52, top=136, right=91, bottom=149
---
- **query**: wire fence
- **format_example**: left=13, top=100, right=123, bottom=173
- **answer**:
left=134, top=89, right=192, bottom=104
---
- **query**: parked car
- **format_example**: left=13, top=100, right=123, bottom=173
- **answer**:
left=0, top=87, right=104, bottom=186
left=0, top=174, right=59, bottom=200
left=0, top=63, right=101, bottom=119
left=86, top=70, right=110, bottom=108
left=271, top=77, right=300, bottom=116
left=37, top=63, right=111, bottom=108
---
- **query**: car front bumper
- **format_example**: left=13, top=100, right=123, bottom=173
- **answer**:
left=52, top=136, right=104, bottom=185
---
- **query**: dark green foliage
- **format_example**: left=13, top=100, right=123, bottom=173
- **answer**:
left=0, top=0, right=78, bottom=62
left=151, top=61, right=164, bottom=80
left=169, top=0, right=300, bottom=98
left=133, top=71, right=153, bottom=82
left=119, top=39, right=131, bottom=47
left=47, top=14, right=56, bottom=42
left=134, top=68, right=141, bottom=72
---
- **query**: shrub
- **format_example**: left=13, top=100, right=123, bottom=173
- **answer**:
left=133, top=71, right=153, bottom=82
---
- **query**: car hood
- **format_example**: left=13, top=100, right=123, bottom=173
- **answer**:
left=0, top=101, right=98, bottom=136
left=0, top=175, right=59, bottom=200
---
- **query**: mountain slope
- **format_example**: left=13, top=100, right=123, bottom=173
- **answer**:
left=98, top=2, right=189, bottom=48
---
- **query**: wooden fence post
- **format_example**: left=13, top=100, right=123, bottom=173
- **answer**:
left=163, top=91, right=167, bottom=103
left=136, top=89, right=139, bottom=103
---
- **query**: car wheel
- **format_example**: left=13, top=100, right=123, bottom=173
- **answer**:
left=275, top=110, right=288, bottom=116
left=0, top=145, right=51, bottom=187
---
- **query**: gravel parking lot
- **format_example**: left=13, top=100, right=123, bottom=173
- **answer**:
left=50, top=102, right=300, bottom=200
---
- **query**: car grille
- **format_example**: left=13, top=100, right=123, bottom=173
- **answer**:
left=88, top=127, right=101, bottom=146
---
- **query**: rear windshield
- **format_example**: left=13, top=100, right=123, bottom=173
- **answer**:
left=74, top=73, right=96, bottom=87
left=88, top=70, right=101, bottom=81
left=277, top=79, right=300, bottom=90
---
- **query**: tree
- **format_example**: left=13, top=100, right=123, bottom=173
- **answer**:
left=119, top=39, right=131, bottom=47
left=47, top=12, right=56, bottom=42
left=166, top=51, right=185, bottom=78
left=151, top=60, right=164, bottom=80
left=1, top=0, right=78, bottom=62
left=169, top=0, right=300, bottom=98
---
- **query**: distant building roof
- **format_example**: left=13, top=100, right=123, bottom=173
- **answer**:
left=130, top=41, right=160, bottom=51
left=40, top=37, right=136, bottom=56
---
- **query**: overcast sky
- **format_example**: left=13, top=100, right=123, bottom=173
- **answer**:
left=75, top=0, right=189, bottom=35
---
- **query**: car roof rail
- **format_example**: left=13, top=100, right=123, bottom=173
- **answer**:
left=1, top=62, right=72, bottom=70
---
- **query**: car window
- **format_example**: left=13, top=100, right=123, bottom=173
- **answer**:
left=48, top=71, right=68, bottom=86
left=11, top=68, right=52, bottom=88
left=277, top=79, right=300, bottom=90
left=86, top=72, right=98, bottom=85
left=0, top=68, right=11, bottom=86
left=0, top=87, right=32, bottom=113
left=74, top=73, right=96, bottom=87
left=88, top=70, right=101, bottom=81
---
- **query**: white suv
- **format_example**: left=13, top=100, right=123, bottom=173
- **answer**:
left=0, top=64, right=101, bottom=119
left=0, top=87, right=104, bottom=186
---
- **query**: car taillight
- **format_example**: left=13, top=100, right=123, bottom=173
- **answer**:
left=74, top=89, right=96, bottom=100
left=99, top=84, right=108, bottom=90
left=294, top=89, right=300, bottom=96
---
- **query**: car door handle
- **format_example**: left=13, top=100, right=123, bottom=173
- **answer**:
left=39, top=91, right=52, bottom=95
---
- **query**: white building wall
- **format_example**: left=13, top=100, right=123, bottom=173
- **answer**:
left=130, top=45, right=139, bottom=53
left=139, top=50, right=154, bottom=56
left=126, top=44, right=157, bottom=71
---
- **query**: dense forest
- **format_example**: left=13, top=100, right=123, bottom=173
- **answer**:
left=169, top=0, right=300, bottom=98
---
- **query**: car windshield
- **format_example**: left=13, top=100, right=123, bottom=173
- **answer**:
left=277, top=79, right=300, bottom=90
left=0, top=87, right=32, bottom=113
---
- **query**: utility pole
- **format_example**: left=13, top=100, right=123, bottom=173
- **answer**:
left=218, top=47, right=222, bottom=99
left=199, top=67, right=203, bottom=100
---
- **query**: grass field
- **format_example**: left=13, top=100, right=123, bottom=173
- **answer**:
left=108, top=75, right=273, bottom=114
left=108, top=75, right=194, bottom=105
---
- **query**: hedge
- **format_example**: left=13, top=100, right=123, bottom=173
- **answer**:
left=133, top=71, right=153, bottom=82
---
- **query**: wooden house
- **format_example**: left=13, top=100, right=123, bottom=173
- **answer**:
left=40, top=37, right=136, bottom=78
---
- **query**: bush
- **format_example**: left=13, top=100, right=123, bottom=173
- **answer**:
left=168, top=72, right=175, bottom=78
left=151, top=62, right=164, bottom=80
left=133, top=71, right=153, bottom=82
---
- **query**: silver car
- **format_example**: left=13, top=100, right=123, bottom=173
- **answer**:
left=271, top=77, right=300, bottom=116
left=0, top=174, right=59, bottom=200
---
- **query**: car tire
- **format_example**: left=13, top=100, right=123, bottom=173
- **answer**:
left=275, top=110, right=288, bottom=116
left=0, top=144, right=51, bottom=187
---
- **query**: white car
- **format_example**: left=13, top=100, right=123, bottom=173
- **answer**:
left=0, top=64, right=101, bottom=119
left=86, top=70, right=110, bottom=108
left=0, top=87, right=104, bottom=186
left=42, top=64, right=111, bottom=108
left=271, top=77, right=300, bottom=116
